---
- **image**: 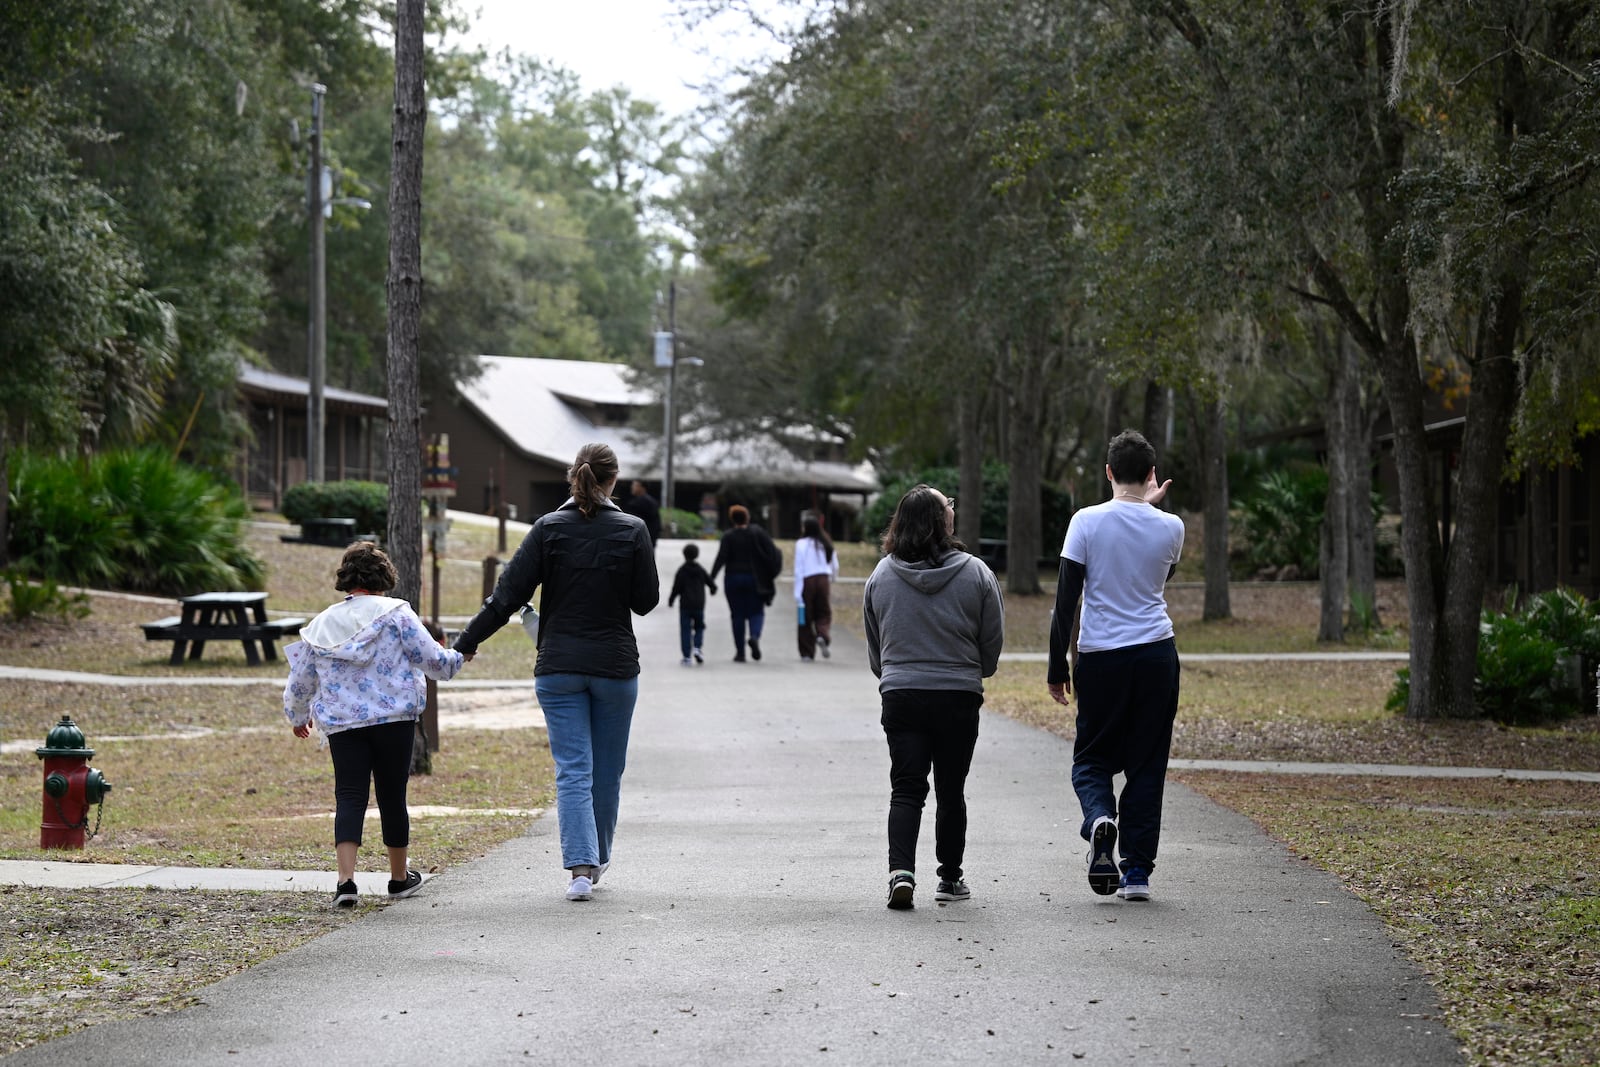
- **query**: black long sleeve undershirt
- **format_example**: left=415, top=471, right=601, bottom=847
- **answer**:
left=1047, top=558, right=1085, bottom=685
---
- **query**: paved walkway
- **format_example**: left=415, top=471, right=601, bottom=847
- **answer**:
left=4, top=539, right=1465, bottom=1065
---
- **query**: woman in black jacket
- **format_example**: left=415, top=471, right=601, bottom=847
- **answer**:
left=453, top=443, right=658, bottom=901
left=708, top=504, right=781, bottom=662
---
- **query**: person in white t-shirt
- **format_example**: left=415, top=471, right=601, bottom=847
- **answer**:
left=793, top=515, right=840, bottom=660
left=1047, top=430, right=1184, bottom=903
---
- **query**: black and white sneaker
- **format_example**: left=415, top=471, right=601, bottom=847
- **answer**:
left=887, top=870, right=915, bottom=910
left=1087, top=816, right=1120, bottom=896
left=332, top=880, right=358, bottom=908
left=934, top=878, right=970, bottom=901
left=692, top=647, right=703, bottom=664
left=817, top=635, right=830, bottom=659
left=387, top=870, right=423, bottom=899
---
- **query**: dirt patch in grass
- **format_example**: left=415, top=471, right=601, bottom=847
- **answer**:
left=0, top=886, right=358, bottom=1056
left=1172, top=772, right=1600, bottom=1067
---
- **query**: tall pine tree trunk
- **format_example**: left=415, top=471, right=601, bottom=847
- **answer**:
left=387, top=0, right=428, bottom=771
left=1189, top=389, right=1231, bottom=621
left=956, top=374, right=984, bottom=550
left=1003, top=338, right=1045, bottom=596
left=1345, top=337, right=1380, bottom=631
left=1319, top=321, right=1352, bottom=642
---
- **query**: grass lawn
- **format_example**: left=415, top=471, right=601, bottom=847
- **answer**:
left=2, top=519, right=1597, bottom=1064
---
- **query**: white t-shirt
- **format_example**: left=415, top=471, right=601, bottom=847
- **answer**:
left=1061, top=500, right=1185, bottom=652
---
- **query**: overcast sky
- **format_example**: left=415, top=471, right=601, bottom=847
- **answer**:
left=456, top=0, right=785, bottom=119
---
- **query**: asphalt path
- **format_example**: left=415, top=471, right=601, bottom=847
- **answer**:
left=9, top=539, right=1464, bottom=1066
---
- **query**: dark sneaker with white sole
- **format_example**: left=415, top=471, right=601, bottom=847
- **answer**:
left=1087, top=816, right=1120, bottom=896
left=887, top=870, right=915, bottom=910
left=1117, top=867, right=1152, bottom=901
left=934, top=878, right=970, bottom=901
left=332, top=880, right=358, bottom=908
left=387, top=870, right=423, bottom=899
left=749, top=637, right=762, bottom=661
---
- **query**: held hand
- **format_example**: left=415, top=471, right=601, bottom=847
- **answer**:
left=462, top=652, right=475, bottom=662
left=1048, top=681, right=1072, bottom=706
left=293, top=723, right=311, bottom=739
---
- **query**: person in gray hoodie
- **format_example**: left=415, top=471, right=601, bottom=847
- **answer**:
left=863, top=484, right=1004, bottom=910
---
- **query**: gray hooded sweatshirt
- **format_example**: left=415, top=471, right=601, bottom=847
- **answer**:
left=862, top=551, right=1005, bottom=694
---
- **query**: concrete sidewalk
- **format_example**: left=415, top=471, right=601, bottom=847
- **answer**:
left=5, top=539, right=1464, bottom=1066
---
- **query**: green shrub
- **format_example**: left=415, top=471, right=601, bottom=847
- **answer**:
left=1234, top=466, right=1327, bottom=576
left=661, top=506, right=706, bottom=537
left=2, top=570, right=90, bottom=622
left=8, top=448, right=264, bottom=595
left=1386, top=587, right=1600, bottom=724
left=280, top=480, right=388, bottom=532
left=863, top=463, right=1073, bottom=550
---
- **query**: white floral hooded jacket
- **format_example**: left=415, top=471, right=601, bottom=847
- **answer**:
left=283, top=596, right=464, bottom=736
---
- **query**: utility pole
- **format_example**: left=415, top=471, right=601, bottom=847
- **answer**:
left=306, top=83, right=327, bottom=483
left=663, top=280, right=677, bottom=511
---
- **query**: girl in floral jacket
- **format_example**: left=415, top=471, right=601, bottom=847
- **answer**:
left=284, top=542, right=464, bottom=907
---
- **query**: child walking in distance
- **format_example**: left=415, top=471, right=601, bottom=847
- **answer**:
left=284, top=542, right=465, bottom=908
left=793, top=515, right=839, bottom=660
left=1047, top=430, right=1184, bottom=902
left=669, top=543, right=717, bottom=665
left=864, top=485, right=1004, bottom=910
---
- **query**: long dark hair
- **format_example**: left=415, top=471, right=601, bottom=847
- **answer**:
left=881, top=484, right=963, bottom=564
left=802, top=515, right=835, bottom=562
left=568, top=442, right=619, bottom=518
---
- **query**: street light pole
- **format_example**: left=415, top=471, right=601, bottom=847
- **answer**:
left=663, top=280, right=677, bottom=511
left=306, top=83, right=327, bottom=484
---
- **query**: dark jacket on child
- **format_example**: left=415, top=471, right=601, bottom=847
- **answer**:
left=669, top=561, right=716, bottom=614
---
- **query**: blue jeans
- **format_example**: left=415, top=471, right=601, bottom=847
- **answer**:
left=723, top=571, right=765, bottom=655
left=678, top=607, right=705, bottom=658
left=1071, top=638, right=1180, bottom=874
left=534, top=673, right=639, bottom=870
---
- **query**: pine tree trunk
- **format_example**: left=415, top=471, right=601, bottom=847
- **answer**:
left=1319, top=321, right=1351, bottom=642
left=1003, top=338, right=1045, bottom=596
left=387, top=0, right=429, bottom=772
left=1194, top=391, right=1231, bottom=621
left=956, top=379, right=984, bottom=550
left=1346, top=338, right=1380, bottom=631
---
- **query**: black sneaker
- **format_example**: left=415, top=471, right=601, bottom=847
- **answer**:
left=934, top=878, right=970, bottom=901
left=1087, top=816, right=1120, bottom=896
left=387, top=870, right=423, bottom=899
left=749, top=638, right=762, bottom=661
left=887, top=870, right=915, bottom=910
left=332, top=880, right=358, bottom=908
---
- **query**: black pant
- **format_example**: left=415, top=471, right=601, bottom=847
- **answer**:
left=327, top=719, right=416, bottom=848
left=1071, top=638, right=1179, bottom=873
left=881, top=688, right=982, bottom=881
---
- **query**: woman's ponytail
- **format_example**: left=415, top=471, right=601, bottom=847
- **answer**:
left=567, top=443, right=620, bottom=517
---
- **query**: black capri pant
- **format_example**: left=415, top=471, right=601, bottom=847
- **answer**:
left=326, top=719, right=416, bottom=848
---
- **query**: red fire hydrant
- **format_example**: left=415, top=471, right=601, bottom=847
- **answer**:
left=35, top=716, right=112, bottom=850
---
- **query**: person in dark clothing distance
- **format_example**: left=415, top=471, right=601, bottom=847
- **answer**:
left=454, top=443, right=658, bottom=902
left=669, top=542, right=717, bottom=665
left=624, top=479, right=662, bottom=545
left=864, top=485, right=1004, bottom=910
left=708, top=505, right=782, bottom=662
left=1047, top=429, right=1184, bottom=903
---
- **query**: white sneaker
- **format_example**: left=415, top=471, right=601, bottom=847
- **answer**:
left=680, top=657, right=692, bottom=666
left=566, top=875, right=593, bottom=901
left=818, top=635, right=830, bottom=658
left=592, top=861, right=609, bottom=886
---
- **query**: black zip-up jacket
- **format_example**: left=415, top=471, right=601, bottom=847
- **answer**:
left=453, top=499, right=658, bottom=677
left=668, top=561, right=716, bottom=613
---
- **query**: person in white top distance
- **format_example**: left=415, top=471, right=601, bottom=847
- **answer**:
left=1046, top=430, right=1185, bottom=902
left=793, top=514, right=840, bottom=660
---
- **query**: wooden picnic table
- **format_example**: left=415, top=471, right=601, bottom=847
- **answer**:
left=140, top=591, right=306, bottom=667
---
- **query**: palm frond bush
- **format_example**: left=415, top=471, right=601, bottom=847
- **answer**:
left=8, top=448, right=264, bottom=595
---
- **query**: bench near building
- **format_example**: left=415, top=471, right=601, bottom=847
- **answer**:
left=141, top=592, right=304, bottom=666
